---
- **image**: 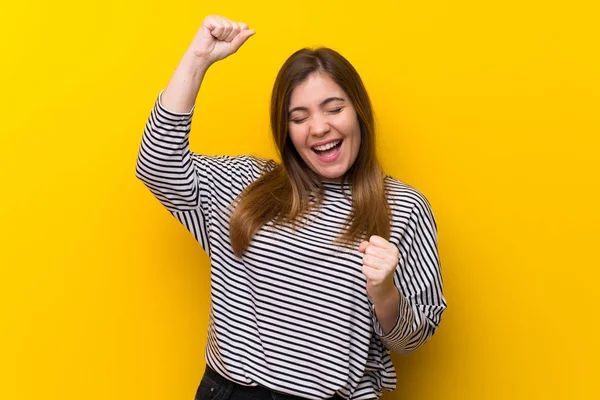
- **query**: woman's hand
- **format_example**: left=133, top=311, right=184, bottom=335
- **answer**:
left=358, top=235, right=399, bottom=302
left=188, top=15, right=256, bottom=65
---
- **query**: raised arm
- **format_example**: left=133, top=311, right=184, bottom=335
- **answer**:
left=135, top=15, right=256, bottom=212
left=161, top=15, right=256, bottom=113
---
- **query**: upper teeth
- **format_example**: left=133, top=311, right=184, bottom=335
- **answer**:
left=313, top=140, right=341, bottom=151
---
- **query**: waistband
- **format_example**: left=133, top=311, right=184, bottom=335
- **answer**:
left=204, top=364, right=344, bottom=400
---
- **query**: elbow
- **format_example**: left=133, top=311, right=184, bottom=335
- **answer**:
left=385, top=321, right=436, bottom=355
left=134, top=151, right=159, bottom=189
left=135, top=158, right=147, bottom=184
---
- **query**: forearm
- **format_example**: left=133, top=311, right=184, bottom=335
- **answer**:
left=372, top=288, right=443, bottom=354
left=161, top=51, right=212, bottom=114
left=371, top=286, right=401, bottom=335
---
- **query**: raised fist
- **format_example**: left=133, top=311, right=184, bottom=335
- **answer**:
left=188, top=15, right=255, bottom=65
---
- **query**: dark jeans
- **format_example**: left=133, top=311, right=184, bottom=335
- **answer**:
left=195, top=365, right=344, bottom=400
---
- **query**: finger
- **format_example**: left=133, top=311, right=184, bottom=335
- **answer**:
left=364, top=250, right=399, bottom=273
left=364, top=245, right=389, bottom=258
left=202, top=15, right=218, bottom=31
left=369, top=235, right=394, bottom=250
left=214, top=16, right=232, bottom=40
left=362, top=254, right=387, bottom=270
left=210, top=20, right=225, bottom=40
left=230, top=28, right=255, bottom=51
left=224, top=20, right=240, bottom=43
left=361, top=264, right=379, bottom=279
left=362, top=265, right=388, bottom=285
left=358, top=241, right=370, bottom=253
left=221, top=22, right=234, bottom=41
left=370, top=237, right=399, bottom=259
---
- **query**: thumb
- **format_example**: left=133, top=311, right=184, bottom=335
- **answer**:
left=231, top=29, right=256, bottom=52
left=358, top=241, right=370, bottom=253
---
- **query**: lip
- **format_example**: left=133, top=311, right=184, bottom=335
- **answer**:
left=310, top=138, right=343, bottom=149
left=314, top=140, right=343, bottom=163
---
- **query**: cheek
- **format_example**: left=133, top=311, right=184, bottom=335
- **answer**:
left=343, top=119, right=361, bottom=147
left=351, top=135, right=361, bottom=160
left=347, top=122, right=362, bottom=160
left=288, top=126, right=307, bottom=150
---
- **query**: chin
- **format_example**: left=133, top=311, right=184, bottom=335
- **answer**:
left=318, top=168, right=347, bottom=181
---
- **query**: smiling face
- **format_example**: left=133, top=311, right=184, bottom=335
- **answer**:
left=287, top=72, right=361, bottom=182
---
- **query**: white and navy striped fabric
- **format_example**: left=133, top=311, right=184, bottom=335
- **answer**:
left=135, top=91, right=446, bottom=400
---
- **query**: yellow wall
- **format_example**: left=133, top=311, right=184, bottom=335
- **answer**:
left=1, top=1, right=598, bottom=399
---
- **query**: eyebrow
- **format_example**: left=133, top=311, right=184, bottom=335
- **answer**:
left=288, top=97, right=346, bottom=114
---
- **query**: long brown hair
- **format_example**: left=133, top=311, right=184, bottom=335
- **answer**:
left=229, top=47, right=390, bottom=257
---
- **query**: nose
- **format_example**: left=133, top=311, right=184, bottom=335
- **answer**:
left=309, top=113, right=331, bottom=137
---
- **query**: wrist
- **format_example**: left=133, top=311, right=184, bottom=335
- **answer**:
left=369, top=282, right=398, bottom=306
left=182, top=50, right=213, bottom=75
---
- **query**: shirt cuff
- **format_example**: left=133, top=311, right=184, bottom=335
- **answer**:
left=156, top=89, right=196, bottom=118
left=372, top=288, right=415, bottom=344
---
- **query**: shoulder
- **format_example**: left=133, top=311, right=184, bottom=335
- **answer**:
left=383, top=175, right=438, bottom=239
left=191, top=154, right=278, bottom=174
left=188, top=154, right=279, bottom=191
left=384, top=175, right=433, bottom=213
left=252, top=155, right=279, bottom=174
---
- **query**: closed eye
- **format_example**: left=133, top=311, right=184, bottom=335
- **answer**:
left=290, top=108, right=343, bottom=124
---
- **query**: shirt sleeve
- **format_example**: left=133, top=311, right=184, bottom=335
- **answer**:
left=371, top=194, right=447, bottom=354
left=135, top=90, right=275, bottom=252
left=135, top=90, right=198, bottom=211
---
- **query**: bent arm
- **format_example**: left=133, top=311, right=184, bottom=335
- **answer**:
left=135, top=53, right=212, bottom=212
left=373, top=197, right=447, bottom=354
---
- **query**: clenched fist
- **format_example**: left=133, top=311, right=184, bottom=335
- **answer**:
left=188, top=15, right=256, bottom=65
left=358, top=235, right=399, bottom=302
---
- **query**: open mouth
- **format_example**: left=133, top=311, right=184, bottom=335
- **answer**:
left=311, top=140, right=343, bottom=156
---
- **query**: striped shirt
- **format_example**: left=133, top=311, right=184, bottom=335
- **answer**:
left=135, top=91, right=446, bottom=400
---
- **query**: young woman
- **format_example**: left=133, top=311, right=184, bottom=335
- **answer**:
left=136, top=14, right=446, bottom=400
